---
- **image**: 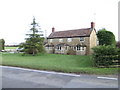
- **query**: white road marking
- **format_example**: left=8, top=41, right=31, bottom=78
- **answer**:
left=0, top=66, right=80, bottom=77
left=1, top=66, right=118, bottom=80
left=97, top=77, right=118, bottom=80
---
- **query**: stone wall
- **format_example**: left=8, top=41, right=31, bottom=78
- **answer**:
left=46, top=29, right=97, bottom=55
left=89, top=29, right=97, bottom=54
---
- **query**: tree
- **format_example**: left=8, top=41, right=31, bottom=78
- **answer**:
left=0, top=39, right=5, bottom=50
left=97, top=28, right=116, bottom=46
left=19, top=17, right=44, bottom=55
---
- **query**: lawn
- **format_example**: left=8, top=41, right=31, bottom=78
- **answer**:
left=5, top=47, right=18, bottom=49
left=1, top=52, right=118, bottom=75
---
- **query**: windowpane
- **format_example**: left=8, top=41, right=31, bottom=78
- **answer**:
left=68, top=38, right=72, bottom=42
left=82, top=47, right=84, bottom=50
left=77, top=46, right=81, bottom=50
left=80, top=37, right=84, bottom=41
left=59, top=39, right=63, bottom=42
left=50, top=39, right=53, bottom=42
left=57, top=46, right=61, bottom=50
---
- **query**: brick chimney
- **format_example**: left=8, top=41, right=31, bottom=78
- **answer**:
left=91, top=22, right=95, bottom=29
left=52, top=27, right=55, bottom=32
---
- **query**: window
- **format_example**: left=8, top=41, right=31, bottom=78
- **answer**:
left=82, top=47, right=84, bottom=51
left=46, top=47, right=49, bottom=49
left=74, top=47, right=76, bottom=50
left=57, top=46, right=61, bottom=50
left=80, top=37, right=84, bottom=41
left=59, top=39, right=63, bottom=42
left=50, top=39, right=53, bottom=43
left=49, top=47, right=52, bottom=49
left=67, top=38, right=72, bottom=42
left=66, top=46, right=68, bottom=50
left=77, top=46, right=81, bottom=50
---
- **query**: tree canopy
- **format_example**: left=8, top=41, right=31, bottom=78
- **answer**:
left=19, top=17, right=44, bottom=55
left=97, top=28, right=116, bottom=46
left=0, top=39, right=5, bottom=50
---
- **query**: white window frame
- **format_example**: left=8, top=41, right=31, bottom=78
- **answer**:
left=77, top=46, right=81, bottom=51
left=46, top=47, right=49, bottom=49
left=57, top=46, right=61, bottom=50
left=59, top=39, right=63, bottom=42
left=50, top=39, right=53, bottom=43
left=82, top=47, right=84, bottom=51
left=67, top=38, right=72, bottom=42
left=66, top=46, right=68, bottom=50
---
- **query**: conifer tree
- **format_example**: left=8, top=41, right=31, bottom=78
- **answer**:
left=19, top=17, right=44, bottom=55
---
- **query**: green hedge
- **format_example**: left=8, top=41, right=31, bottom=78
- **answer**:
left=92, top=45, right=119, bottom=67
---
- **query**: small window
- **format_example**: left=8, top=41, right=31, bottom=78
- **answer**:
left=80, top=37, right=84, bottom=41
left=59, top=39, right=63, bottom=42
left=50, top=39, right=53, bottom=43
left=74, top=47, right=76, bottom=50
left=66, top=46, right=68, bottom=50
left=77, top=46, right=81, bottom=50
left=46, top=47, right=49, bottom=49
left=82, top=47, right=84, bottom=51
left=57, top=46, right=61, bottom=50
left=67, top=38, right=72, bottom=42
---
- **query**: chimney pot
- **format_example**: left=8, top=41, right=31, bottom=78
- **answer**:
left=91, top=22, right=95, bottom=28
left=52, top=27, right=55, bottom=32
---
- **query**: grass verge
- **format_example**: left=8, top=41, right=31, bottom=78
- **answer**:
left=5, top=47, right=18, bottom=49
left=1, top=52, right=118, bottom=75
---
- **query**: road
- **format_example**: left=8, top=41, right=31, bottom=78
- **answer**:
left=1, top=66, right=118, bottom=88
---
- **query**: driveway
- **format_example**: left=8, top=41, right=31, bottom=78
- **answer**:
left=0, top=66, right=118, bottom=88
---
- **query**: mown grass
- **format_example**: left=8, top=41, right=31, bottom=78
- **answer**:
left=1, top=52, right=118, bottom=75
left=5, top=47, right=18, bottom=49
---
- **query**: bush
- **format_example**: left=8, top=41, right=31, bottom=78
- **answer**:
left=92, top=45, right=119, bottom=67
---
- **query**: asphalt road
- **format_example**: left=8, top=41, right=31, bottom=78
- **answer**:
left=1, top=66, right=118, bottom=88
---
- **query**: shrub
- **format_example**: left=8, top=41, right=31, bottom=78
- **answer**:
left=92, top=45, right=119, bottom=67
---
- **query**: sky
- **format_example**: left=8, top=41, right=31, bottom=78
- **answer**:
left=0, top=0, right=119, bottom=45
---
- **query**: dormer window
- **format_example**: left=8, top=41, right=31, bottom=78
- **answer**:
left=80, top=37, right=84, bottom=41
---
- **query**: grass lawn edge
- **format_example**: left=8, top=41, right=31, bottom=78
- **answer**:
left=1, top=53, right=119, bottom=76
left=1, top=64, right=119, bottom=76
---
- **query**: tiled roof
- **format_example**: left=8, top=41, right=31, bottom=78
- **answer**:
left=47, top=28, right=93, bottom=39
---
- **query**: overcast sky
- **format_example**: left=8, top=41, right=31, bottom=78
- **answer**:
left=0, top=0, right=119, bottom=45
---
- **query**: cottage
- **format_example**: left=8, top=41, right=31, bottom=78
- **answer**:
left=45, top=22, right=97, bottom=55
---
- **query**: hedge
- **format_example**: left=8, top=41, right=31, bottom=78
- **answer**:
left=92, top=45, right=119, bottom=67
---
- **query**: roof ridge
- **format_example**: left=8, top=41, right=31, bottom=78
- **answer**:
left=48, top=28, right=92, bottom=38
left=53, top=28, right=91, bottom=33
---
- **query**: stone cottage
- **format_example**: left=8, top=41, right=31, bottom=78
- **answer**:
left=45, top=22, right=97, bottom=55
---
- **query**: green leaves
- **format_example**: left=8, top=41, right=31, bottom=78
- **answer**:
left=92, top=45, right=119, bottom=67
left=19, top=17, right=45, bottom=56
left=0, top=39, right=5, bottom=50
left=97, top=28, right=116, bottom=46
